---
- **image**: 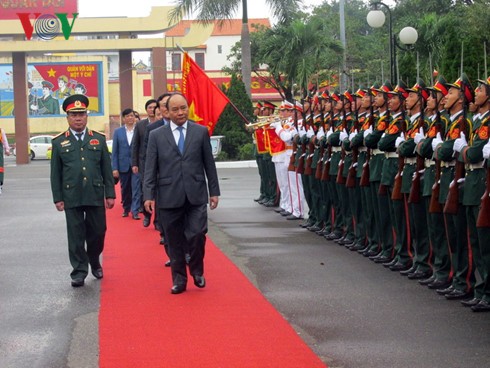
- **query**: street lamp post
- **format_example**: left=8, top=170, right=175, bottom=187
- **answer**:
left=366, top=2, right=418, bottom=84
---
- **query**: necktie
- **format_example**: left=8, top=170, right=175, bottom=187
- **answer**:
left=76, top=132, right=83, bottom=145
left=177, top=126, right=185, bottom=154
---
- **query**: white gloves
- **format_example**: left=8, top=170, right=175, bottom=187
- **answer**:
left=431, top=132, right=443, bottom=151
left=453, top=132, right=468, bottom=153
left=483, top=141, right=490, bottom=159
left=363, top=126, right=373, bottom=138
left=381, top=133, right=386, bottom=139
left=414, top=127, right=424, bottom=144
left=298, top=127, right=307, bottom=138
left=339, top=129, right=348, bottom=141
left=317, top=127, right=325, bottom=139
left=349, top=129, right=358, bottom=141
left=326, top=127, right=333, bottom=139
left=270, top=121, right=280, bottom=129
left=306, top=127, right=315, bottom=138
left=395, top=132, right=405, bottom=148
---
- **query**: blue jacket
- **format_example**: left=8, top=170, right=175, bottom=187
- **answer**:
left=112, top=126, right=133, bottom=173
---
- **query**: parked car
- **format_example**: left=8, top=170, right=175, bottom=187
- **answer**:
left=28, top=135, right=53, bottom=160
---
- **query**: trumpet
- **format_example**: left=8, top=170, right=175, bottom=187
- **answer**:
left=245, top=114, right=281, bottom=130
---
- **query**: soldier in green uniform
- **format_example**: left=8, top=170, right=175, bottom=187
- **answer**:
left=365, top=82, right=395, bottom=264
left=415, top=76, right=452, bottom=290
left=378, top=81, right=412, bottom=272
left=50, top=94, right=115, bottom=287
left=456, top=76, right=490, bottom=309
left=398, top=79, right=432, bottom=279
left=474, top=76, right=490, bottom=312
left=432, top=73, right=475, bottom=300
left=32, top=81, right=60, bottom=115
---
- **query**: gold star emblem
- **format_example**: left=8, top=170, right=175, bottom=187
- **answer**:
left=47, top=68, right=56, bottom=77
left=188, top=102, right=203, bottom=122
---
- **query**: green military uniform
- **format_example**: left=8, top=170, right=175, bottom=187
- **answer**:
left=50, top=95, right=115, bottom=284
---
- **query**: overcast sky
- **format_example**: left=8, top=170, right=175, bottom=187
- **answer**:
left=78, top=0, right=326, bottom=20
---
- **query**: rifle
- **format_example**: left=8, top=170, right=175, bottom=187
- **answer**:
left=443, top=115, right=467, bottom=214
left=408, top=115, right=426, bottom=204
left=360, top=110, right=374, bottom=187
left=429, top=114, right=444, bottom=213
left=477, top=164, right=490, bottom=227
left=336, top=115, right=347, bottom=184
left=321, top=112, right=333, bottom=181
left=346, top=113, right=360, bottom=188
left=304, top=135, right=315, bottom=176
left=391, top=114, right=407, bottom=201
left=288, top=134, right=298, bottom=172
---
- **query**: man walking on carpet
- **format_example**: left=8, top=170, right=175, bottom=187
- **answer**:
left=143, top=93, right=220, bottom=294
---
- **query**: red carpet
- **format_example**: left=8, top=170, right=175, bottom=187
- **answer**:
left=99, top=198, right=327, bottom=368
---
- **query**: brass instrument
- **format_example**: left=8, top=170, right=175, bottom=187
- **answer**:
left=245, top=114, right=281, bottom=130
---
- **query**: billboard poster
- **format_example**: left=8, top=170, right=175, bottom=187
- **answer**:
left=0, top=61, right=104, bottom=118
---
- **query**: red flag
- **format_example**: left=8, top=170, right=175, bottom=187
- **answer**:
left=182, top=53, right=230, bottom=135
left=265, top=127, right=286, bottom=155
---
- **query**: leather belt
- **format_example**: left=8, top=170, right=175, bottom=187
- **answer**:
left=404, top=157, right=417, bottom=165
left=424, top=159, right=435, bottom=168
left=466, top=161, right=485, bottom=171
left=384, top=152, right=398, bottom=159
left=372, top=148, right=383, bottom=155
left=331, top=147, right=342, bottom=152
left=358, top=147, right=368, bottom=152
left=441, top=160, right=456, bottom=168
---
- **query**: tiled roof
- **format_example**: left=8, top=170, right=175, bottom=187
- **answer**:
left=165, top=18, right=270, bottom=37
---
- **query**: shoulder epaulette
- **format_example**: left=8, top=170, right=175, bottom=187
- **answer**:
left=53, top=131, right=68, bottom=140
left=90, top=129, right=106, bottom=137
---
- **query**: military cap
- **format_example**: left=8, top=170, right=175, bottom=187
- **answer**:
left=313, top=114, right=322, bottom=124
left=283, top=100, right=294, bottom=110
left=374, top=80, right=393, bottom=95
left=389, top=80, right=409, bottom=99
left=320, top=89, right=329, bottom=100
left=448, top=73, right=474, bottom=103
left=41, top=80, right=54, bottom=89
left=294, top=101, right=303, bottom=113
left=354, top=85, right=367, bottom=98
left=263, top=101, right=276, bottom=110
left=477, top=76, right=490, bottom=86
left=428, top=76, right=450, bottom=96
left=369, top=82, right=381, bottom=96
left=58, top=75, right=69, bottom=83
left=62, top=94, right=89, bottom=113
left=342, top=89, right=354, bottom=103
left=331, top=90, right=341, bottom=102
left=407, top=78, right=430, bottom=101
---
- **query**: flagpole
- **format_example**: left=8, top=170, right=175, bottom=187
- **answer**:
left=176, top=44, right=251, bottom=125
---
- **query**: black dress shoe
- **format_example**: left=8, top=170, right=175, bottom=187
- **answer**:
left=132, top=213, right=141, bottom=220
left=436, top=285, right=455, bottom=295
left=428, top=279, right=452, bottom=290
left=408, top=270, right=432, bottom=280
left=143, top=216, right=151, bottom=227
left=389, top=262, right=411, bottom=272
left=164, top=260, right=171, bottom=267
left=273, top=207, right=283, bottom=213
left=122, top=212, right=129, bottom=217
left=280, top=210, right=291, bottom=216
left=461, top=298, right=481, bottom=307
left=193, top=275, right=206, bottom=288
left=369, top=252, right=383, bottom=260
left=315, top=227, right=326, bottom=235
left=400, top=265, right=418, bottom=276
left=419, top=275, right=436, bottom=285
left=381, top=258, right=397, bottom=266
left=307, top=225, right=321, bottom=231
left=254, top=196, right=265, bottom=202
left=300, top=220, right=313, bottom=228
left=264, top=201, right=276, bottom=207
left=92, top=268, right=103, bottom=279
left=349, top=244, right=365, bottom=251
left=445, top=289, right=472, bottom=300
left=171, top=284, right=186, bottom=294
left=325, top=232, right=342, bottom=241
left=471, top=300, right=490, bottom=312
left=286, top=215, right=302, bottom=220
left=71, top=278, right=85, bottom=287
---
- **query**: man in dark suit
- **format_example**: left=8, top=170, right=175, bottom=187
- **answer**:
left=144, top=93, right=220, bottom=294
left=112, top=108, right=140, bottom=219
left=132, top=99, right=158, bottom=227
left=50, top=94, right=115, bottom=287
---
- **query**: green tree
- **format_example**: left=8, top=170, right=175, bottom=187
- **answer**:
left=214, top=74, right=253, bottom=160
left=169, top=0, right=302, bottom=97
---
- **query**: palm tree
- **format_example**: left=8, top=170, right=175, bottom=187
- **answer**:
left=169, top=0, right=301, bottom=96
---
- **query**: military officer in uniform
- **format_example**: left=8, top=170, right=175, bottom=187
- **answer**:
left=50, top=94, right=115, bottom=287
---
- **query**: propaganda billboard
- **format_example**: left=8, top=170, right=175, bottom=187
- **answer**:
left=0, top=61, right=104, bottom=117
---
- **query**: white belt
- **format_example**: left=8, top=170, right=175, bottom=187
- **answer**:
left=384, top=152, right=398, bottom=159
left=441, top=160, right=456, bottom=168
left=331, top=147, right=342, bottom=152
left=404, top=157, right=417, bottom=165
left=466, top=161, right=485, bottom=171
left=358, top=147, right=368, bottom=152
left=372, top=148, right=383, bottom=155
left=424, top=159, right=435, bottom=168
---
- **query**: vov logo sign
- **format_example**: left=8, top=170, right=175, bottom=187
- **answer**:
left=17, top=13, right=78, bottom=40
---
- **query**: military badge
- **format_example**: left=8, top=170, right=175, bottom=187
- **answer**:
left=449, top=128, right=461, bottom=140
left=478, top=126, right=489, bottom=140
left=427, top=125, right=436, bottom=138
left=90, top=139, right=99, bottom=145
left=387, top=125, right=399, bottom=135
left=61, top=140, right=71, bottom=147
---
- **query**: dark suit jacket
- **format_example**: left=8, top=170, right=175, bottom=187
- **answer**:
left=131, top=118, right=150, bottom=169
left=50, top=129, right=115, bottom=209
left=112, top=126, right=133, bottom=173
left=143, top=121, right=220, bottom=208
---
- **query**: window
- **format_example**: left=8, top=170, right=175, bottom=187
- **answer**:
left=171, top=53, right=181, bottom=71
left=217, top=45, right=222, bottom=54
left=195, top=53, right=205, bottom=69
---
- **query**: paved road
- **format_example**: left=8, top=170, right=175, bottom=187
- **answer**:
left=1, top=157, right=490, bottom=368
